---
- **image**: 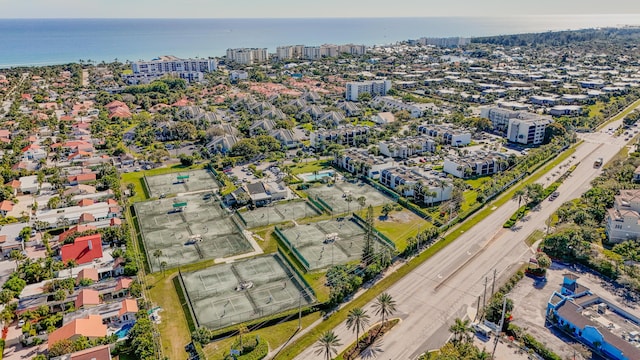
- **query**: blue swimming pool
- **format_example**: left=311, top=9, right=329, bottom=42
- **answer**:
left=115, top=323, right=133, bottom=339
left=298, top=170, right=334, bottom=182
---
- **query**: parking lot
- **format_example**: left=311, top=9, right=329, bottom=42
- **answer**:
left=509, top=263, right=640, bottom=360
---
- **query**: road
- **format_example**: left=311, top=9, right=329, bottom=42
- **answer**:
left=293, top=119, right=632, bottom=359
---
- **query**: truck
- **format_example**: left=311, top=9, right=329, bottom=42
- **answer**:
left=594, top=157, right=603, bottom=168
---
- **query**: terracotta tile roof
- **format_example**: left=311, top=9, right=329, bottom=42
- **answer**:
left=118, top=298, right=138, bottom=317
left=115, top=277, right=133, bottom=292
left=0, top=235, right=6, bottom=243
left=78, top=199, right=94, bottom=207
left=5, top=180, right=21, bottom=189
left=110, top=218, right=122, bottom=226
left=69, top=344, right=112, bottom=360
left=58, top=224, right=97, bottom=243
left=48, top=315, right=106, bottom=350
left=61, top=233, right=103, bottom=265
left=0, top=200, right=14, bottom=212
left=75, top=289, right=100, bottom=308
left=79, top=213, right=96, bottom=223
left=76, top=268, right=99, bottom=283
left=107, top=199, right=118, bottom=205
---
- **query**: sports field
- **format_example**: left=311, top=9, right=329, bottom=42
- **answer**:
left=304, top=181, right=392, bottom=214
left=237, top=200, right=321, bottom=228
left=135, top=193, right=252, bottom=272
left=180, top=254, right=314, bottom=330
left=144, top=169, right=219, bottom=198
left=278, top=217, right=389, bottom=271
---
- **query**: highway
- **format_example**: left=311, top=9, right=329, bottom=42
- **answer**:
left=293, top=118, right=633, bottom=360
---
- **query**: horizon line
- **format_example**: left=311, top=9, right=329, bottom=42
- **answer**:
left=2, top=14, right=640, bottom=20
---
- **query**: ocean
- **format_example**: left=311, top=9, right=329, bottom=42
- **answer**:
left=1, top=16, right=640, bottom=68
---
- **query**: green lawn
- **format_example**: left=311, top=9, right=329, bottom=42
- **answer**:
left=588, top=101, right=605, bottom=118
left=287, top=160, right=332, bottom=175
left=367, top=207, right=433, bottom=252
left=524, top=230, right=545, bottom=246
left=203, top=312, right=322, bottom=359
left=465, top=176, right=491, bottom=189
left=121, top=163, right=206, bottom=203
left=596, top=97, right=640, bottom=130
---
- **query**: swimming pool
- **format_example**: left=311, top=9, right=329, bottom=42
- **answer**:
left=115, top=323, right=133, bottom=339
left=298, top=170, right=334, bottom=182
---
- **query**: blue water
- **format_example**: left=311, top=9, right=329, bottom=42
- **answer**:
left=1, top=16, right=640, bottom=68
left=115, top=323, right=133, bottom=339
left=300, top=170, right=334, bottom=182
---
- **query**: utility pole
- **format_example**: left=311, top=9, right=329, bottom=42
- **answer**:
left=475, top=295, right=481, bottom=321
left=491, top=296, right=508, bottom=360
left=491, top=269, right=497, bottom=296
left=482, top=276, right=488, bottom=311
left=298, top=291, right=302, bottom=330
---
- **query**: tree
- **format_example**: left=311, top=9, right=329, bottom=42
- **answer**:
left=314, top=330, right=342, bottom=360
left=0, top=289, right=15, bottom=304
left=49, top=339, right=75, bottom=357
left=9, top=250, right=25, bottom=268
left=160, top=261, right=167, bottom=276
left=449, top=317, right=473, bottom=343
left=152, top=249, right=162, bottom=269
left=536, top=252, right=552, bottom=269
left=346, top=307, right=370, bottom=349
left=345, top=194, right=354, bottom=212
left=237, top=324, right=249, bottom=349
left=47, top=195, right=61, bottom=209
left=511, top=189, right=527, bottom=209
left=357, top=196, right=367, bottom=212
left=362, top=206, right=376, bottom=265
left=373, top=292, right=397, bottom=327
left=381, top=203, right=394, bottom=218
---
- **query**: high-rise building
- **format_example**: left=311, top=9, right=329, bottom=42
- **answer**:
left=126, top=55, right=217, bottom=84
left=345, top=80, right=392, bottom=101
left=225, top=48, right=268, bottom=65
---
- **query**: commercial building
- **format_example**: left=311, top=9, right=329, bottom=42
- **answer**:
left=379, top=137, right=435, bottom=159
left=127, top=56, right=217, bottom=84
left=345, top=80, right=392, bottom=101
left=226, top=48, right=268, bottom=65
left=546, top=274, right=640, bottom=360
left=334, top=149, right=393, bottom=180
left=480, top=107, right=552, bottom=145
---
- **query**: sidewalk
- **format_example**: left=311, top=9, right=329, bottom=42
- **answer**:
left=266, top=257, right=409, bottom=359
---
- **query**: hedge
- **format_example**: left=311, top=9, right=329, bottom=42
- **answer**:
left=234, top=337, right=268, bottom=360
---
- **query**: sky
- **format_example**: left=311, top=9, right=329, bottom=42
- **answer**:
left=2, top=0, right=640, bottom=18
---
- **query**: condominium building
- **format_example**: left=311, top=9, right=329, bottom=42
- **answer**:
left=373, top=96, right=429, bottom=118
left=226, top=48, right=268, bottom=65
left=334, top=149, right=393, bottom=180
left=380, top=166, right=452, bottom=204
left=379, top=137, right=435, bottom=159
left=277, top=44, right=365, bottom=60
left=345, top=80, right=392, bottom=101
left=417, top=37, right=470, bottom=47
left=303, top=46, right=322, bottom=60
left=480, top=107, right=552, bottom=145
left=606, top=189, right=640, bottom=242
left=418, top=124, right=472, bottom=147
left=309, top=126, right=370, bottom=150
left=276, top=45, right=304, bottom=60
left=127, top=56, right=217, bottom=84
left=443, top=151, right=508, bottom=179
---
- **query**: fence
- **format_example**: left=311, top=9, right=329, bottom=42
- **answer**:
left=315, top=196, right=334, bottom=212
left=274, top=226, right=310, bottom=271
left=307, top=196, right=327, bottom=213
left=235, top=210, right=249, bottom=226
left=361, top=177, right=400, bottom=201
left=351, top=213, right=396, bottom=250
left=276, top=248, right=315, bottom=301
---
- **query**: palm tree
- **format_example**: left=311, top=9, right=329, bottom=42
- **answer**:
left=512, top=188, right=527, bottom=209
left=345, top=194, right=354, bottom=212
left=237, top=324, right=249, bottom=349
left=373, top=292, right=397, bottom=328
left=314, top=330, right=342, bottom=360
left=153, top=249, right=162, bottom=269
left=449, top=317, right=473, bottom=343
left=357, top=196, right=366, bottom=213
left=346, top=307, right=370, bottom=350
left=160, top=261, right=168, bottom=277
left=9, top=250, right=25, bottom=269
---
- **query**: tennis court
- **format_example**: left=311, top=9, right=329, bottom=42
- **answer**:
left=304, top=181, right=392, bottom=214
left=278, top=217, right=389, bottom=270
left=135, top=193, right=253, bottom=272
left=238, top=200, right=321, bottom=228
left=144, top=169, right=219, bottom=198
left=180, top=254, right=314, bottom=330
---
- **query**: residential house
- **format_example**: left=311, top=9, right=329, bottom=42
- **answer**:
left=67, top=173, right=97, bottom=185
left=270, top=129, right=302, bottom=149
left=606, top=189, right=640, bottom=242
left=21, top=144, right=47, bottom=161
left=206, top=135, right=238, bottom=154
left=372, top=112, right=396, bottom=125
left=61, top=233, right=103, bottom=265
left=310, top=126, right=370, bottom=150
left=50, top=344, right=112, bottom=360
left=36, top=200, right=119, bottom=228
left=75, top=289, right=101, bottom=309
left=47, top=315, right=107, bottom=350
left=0, top=201, right=13, bottom=216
